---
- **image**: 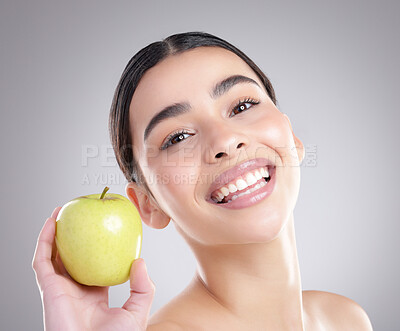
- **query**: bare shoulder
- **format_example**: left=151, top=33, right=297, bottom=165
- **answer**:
left=146, top=287, right=199, bottom=330
left=147, top=278, right=228, bottom=331
left=147, top=301, right=187, bottom=331
left=147, top=320, right=184, bottom=331
left=303, top=290, right=373, bottom=330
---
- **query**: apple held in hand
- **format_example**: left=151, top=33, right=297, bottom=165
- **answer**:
left=55, top=186, right=142, bottom=286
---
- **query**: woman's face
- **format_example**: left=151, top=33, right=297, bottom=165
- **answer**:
left=128, top=46, right=303, bottom=245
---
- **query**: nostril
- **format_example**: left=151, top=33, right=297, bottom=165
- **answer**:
left=215, top=142, right=245, bottom=158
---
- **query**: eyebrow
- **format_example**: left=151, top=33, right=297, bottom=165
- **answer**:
left=143, top=74, right=262, bottom=142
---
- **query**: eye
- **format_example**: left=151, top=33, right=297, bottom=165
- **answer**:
left=229, top=97, right=260, bottom=118
left=159, top=97, right=260, bottom=151
left=160, top=129, right=192, bottom=150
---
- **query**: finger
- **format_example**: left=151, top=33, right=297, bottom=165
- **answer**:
left=51, top=206, right=62, bottom=219
left=122, top=258, right=155, bottom=328
left=50, top=207, right=62, bottom=261
left=32, top=217, right=57, bottom=286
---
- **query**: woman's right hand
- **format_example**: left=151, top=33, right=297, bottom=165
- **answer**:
left=32, top=207, right=155, bottom=331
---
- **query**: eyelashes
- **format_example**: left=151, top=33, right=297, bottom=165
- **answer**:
left=160, top=129, right=191, bottom=150
left=229, top=97, right=260, bottom=118
left=160, top=97, right=260, bottom=150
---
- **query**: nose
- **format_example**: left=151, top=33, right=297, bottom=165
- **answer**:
left=204, top=124, right=249, bottom=164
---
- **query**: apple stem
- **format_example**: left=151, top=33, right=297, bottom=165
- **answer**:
left=100, top=186, right=109, bottom=199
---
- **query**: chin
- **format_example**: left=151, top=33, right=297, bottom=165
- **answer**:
left=241, top=207, right=290, bottom=244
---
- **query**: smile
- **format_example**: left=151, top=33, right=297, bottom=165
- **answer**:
left=211, top=166, right=271, bottom=203
left=206, top=157, right=276, bottom=209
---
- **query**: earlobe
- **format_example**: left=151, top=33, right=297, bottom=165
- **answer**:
left=283, top=114, right=305, bottom=164
left=125, top=182, right=171, bottom=230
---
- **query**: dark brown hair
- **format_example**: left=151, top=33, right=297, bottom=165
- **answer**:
left=109, top=31, right=277, bottom=196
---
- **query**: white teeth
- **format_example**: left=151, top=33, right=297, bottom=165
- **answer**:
left=220, top=186, right=230, bottom=196
left=260, top=167, right=266, bottom=177
left=211, top=166, right=273, bottom=203
left=260, top=167, right=269, bottom=178
left=245, top=172, right=257, bottom=186
left=235, top=178, right=248, bottom=190
left=228, top=183, right=237, bottom=193
left=229, top=182, right=265, bottom=201
left=254, top=170, right=262, bottom=180
left=214, top=175, right=269, bottom=204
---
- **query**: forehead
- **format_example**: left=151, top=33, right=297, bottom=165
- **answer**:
left=129, top=46, right=261, bottom=146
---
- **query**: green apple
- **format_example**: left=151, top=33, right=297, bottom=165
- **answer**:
left=55, top=186, right=142, bottom=286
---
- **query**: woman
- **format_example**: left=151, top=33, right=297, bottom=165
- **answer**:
left=32, top=31, right=373, bottom=330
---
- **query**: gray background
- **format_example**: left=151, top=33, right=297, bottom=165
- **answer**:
left=1, top=0, right=398, bottom=330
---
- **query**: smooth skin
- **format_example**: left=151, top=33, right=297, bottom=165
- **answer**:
left=33, top=46, right=373, bottom=330
left=126, top=47, right=373, bottom=330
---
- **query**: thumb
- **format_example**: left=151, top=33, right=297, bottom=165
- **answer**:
left=122, top=258, right=155, bottom=328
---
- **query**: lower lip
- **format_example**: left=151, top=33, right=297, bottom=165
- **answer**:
left=208, top=166, right=276, bottom=210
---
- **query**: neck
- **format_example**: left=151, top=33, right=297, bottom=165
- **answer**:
left=186, top=213, right=305, bottom=330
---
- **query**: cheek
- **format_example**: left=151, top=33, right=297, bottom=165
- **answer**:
left=147, top=162, right=224, bottom=244
left=146, top=160, right=200, bottom=214
left=255, top=113, right=296, bottom=164
left=254, top=112, right=301, bottom=216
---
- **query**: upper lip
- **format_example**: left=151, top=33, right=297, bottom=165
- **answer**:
left=206, top=157, right=276, bottom=200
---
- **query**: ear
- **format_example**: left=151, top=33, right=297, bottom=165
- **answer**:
left=283, top=114, right=305, bottom=164
left=125, top=182, right=171, bottom=229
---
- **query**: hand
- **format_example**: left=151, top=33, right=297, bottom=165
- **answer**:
left=32, top=207, right=155, bottom=331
